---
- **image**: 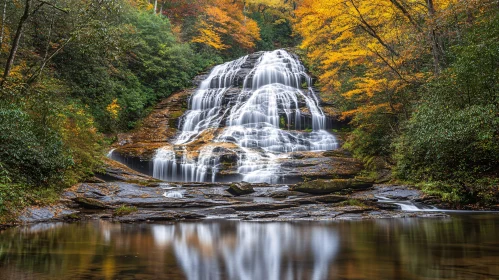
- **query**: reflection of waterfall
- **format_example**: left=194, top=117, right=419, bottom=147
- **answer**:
left=151, top=222, right=339, bottom=280
left=153, top=49, right=339, bottom=183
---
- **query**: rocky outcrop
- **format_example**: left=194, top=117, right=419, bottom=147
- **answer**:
left=18, top=205, right=78, bottom=224
left=290, top=179, right=374, bottom=194
left=74, top=197, right=109, bottom=209
left=112, top=89, right=192, bottom=160
left=95, top=158, right=161, bottom=184
left=280, top=151, right=364, bottom=180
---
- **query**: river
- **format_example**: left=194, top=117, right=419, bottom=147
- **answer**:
left=0, top=213, right=498, bottom=279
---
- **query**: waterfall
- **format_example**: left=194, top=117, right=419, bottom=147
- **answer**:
left=153, top=146, right=220, bottom=182
left=153, top=50, right=338, bottom=183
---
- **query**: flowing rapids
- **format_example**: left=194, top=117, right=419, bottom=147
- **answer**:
left=153, top=50, right=338, bottom=183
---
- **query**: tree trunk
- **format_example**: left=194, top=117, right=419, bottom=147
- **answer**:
left=389, top=0, right=422, bottom=31
left=154, top=0, right=158, bottom=14
left=426, top=0, right=443, bottom=74
left=1, top=0, right=32, bottom=87
left=0, top=0, right=7, bottom=49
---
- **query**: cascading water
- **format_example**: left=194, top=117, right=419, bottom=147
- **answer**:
left=153, top=50, right=338, bottom=183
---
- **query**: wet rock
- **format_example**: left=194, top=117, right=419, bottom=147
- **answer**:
left=372, top=203, right=401, bottom=210
left=376, top=186, right=421, bottom=200
left=109, top=88, right=192, bottom=162
left=226, top=183, right=255, bottom=196
left=291, top=179, right=373, bottom=194
left=19, top=205, right=79, bottom=223
left=196, top=207, right=238, bottom=216
left=334, top=205, right=373, bottom=214
left=114, top=210, right=205, bottom=223
left=278, top=208, right=312, bottom=219
left=268, top=190, right=302, bottom=198
left=232, top=202, right=299, bottom=211
left=289, top=194, right=348, bottom=205
left=247, top=212, right=280, bottom=219
left=98, top=158, right=160, bottom=183
left=74, top=197, right=109, bottom=209
left=335, top=213, right=364, bottom=220
left=316, top=195, right=350, bottom=204
left=193, top=74, right=209, bottom=86
left=280, top=156, right=363, bottom=180
left=322, top=149, right=352, bottom=158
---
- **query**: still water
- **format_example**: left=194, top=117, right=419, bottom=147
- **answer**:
left=0, top=214, right=498, bottom=280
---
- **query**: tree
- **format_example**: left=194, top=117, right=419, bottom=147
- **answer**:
left=294, top=0, right=495, bottom=161
left=191, top=0, right=261, bottom=51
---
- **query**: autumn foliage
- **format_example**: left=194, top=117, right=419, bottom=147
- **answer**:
left=191, top=0, right=261, bottom=50
left=294, top=0, right=495, bottom=144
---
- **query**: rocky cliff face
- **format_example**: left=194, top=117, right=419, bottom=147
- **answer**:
left=111, top=49, right=361, bottom=183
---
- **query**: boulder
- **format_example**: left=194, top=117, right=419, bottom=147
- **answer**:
left=226, top=183, right=255, bottom=196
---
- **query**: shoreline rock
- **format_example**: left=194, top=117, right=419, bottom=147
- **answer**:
left=290, top=179, right=374, bottom=194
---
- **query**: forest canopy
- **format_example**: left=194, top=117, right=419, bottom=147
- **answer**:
left=0, top=0, right=497, bottom=219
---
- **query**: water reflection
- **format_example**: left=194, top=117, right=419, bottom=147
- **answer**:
left=0, top=215, right=498, bottom=279
left=152, top=223, right=339, bottom=280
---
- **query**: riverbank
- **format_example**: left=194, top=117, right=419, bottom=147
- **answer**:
left=0, top=159, right=459, bottom=228
left=3, top=155, right=499, bottom=229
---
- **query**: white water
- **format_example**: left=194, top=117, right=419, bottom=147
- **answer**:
left=106, top=148, right=116, bottom=158
left=153, top=145, right=220, bottom=182
left=163, top=191, right=184, bottom=199
left=376, top=196, right=439, bottom=212
left=153, top=50, right=339, bottom=183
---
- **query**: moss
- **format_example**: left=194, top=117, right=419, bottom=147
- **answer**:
left=169, top=111, right=184, bottom=119
left=279, top=115, right=287, bottom=129
left=338, top=199, right=366, bottom=207
left=66, top=213, right=81, bottom=220
left=113, top=205, right=138, bottom=216
left=227, top=183, right=255, bottom=196
left=74, top=197, right=108, bottom=209
left=0, top=183, right=60, bottom=225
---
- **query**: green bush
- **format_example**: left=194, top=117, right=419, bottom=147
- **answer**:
left=113, top=205, right=138, bottom=216
left=0, top=104, right=72, bottom=186
left=395, top=15, right=499, bottom=204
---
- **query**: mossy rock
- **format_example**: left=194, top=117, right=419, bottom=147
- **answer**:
left=226, top=183, right=255, bottom=196
left=322, top=150, right=352, bottom=158
left=74, top=197, right=108, bottom=209
left=290, top=179, right=373, bottom=195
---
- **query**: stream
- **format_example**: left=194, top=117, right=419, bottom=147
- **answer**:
left=1, top=214, right=498, bottom=280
